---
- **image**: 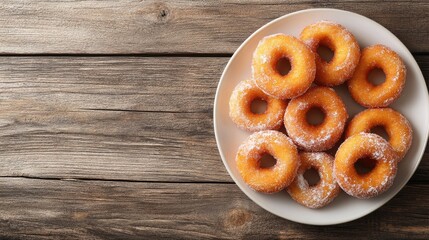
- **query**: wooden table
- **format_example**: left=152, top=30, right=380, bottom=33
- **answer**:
left=0, top=1, right=427, bottom=239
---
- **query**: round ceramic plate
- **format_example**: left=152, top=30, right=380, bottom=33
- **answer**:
left=213, top=8, right=429, bottom=225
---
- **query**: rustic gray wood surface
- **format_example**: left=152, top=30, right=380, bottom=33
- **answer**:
left=0, top=1, right=428, bottom=239
left=0, top=0, right=428, bottom=54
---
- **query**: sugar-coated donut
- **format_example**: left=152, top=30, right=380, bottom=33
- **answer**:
left=252, top=34, right=316, bottom=99
left=346, top=108, right=412, bottom=160
left=300, top=21, right=360, bottom=86
left=229, top=79, right=287, bottom=131
left=236, top=130, right=299, bottom=193
left=287, top=152, right=340, bottom=208
left=334, top=133, right=398, bottom=199
left=348, top=44, right=406, bottom=107
left=284, top=86, right=348, bottom=151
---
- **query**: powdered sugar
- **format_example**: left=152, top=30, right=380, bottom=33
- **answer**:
left=351, top=45, right=406, bottom=107
left=348, top=108, right=413, bottom=160
left=229, top=79, right=286, bottom=131
left=284, top=87, right=347, bottom=151
left=287, top=152, right=339, bottom=208
left=300, top=20, right=360, bottom=85
left=334, top=133, right=398, bottom=199
left=236, top=131, right=299, bottom=193
left=252, top=34, right=315, bottom=99
left=335, top=171, right=395, bottom=199
left=261, top=54, right=270, bottom=64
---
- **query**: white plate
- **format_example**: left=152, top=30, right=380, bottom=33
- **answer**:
left=213, top=8, right=429, bottom=225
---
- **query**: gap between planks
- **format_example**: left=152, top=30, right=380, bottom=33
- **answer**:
left=0, top=175, right=234, bottom=184
left=0, top=53, right=233, bottom=58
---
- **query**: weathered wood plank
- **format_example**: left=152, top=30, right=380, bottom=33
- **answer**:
left=0, top=57, right=223, bottom=113
left=0, top=178, right=427, bottom=239
left=0, top=0, right=428, bottom=54
left=0, top=57, right=226, bottom=181
left=0, top=111, right=225, bottom=182
left=0, top=56, right=427, bottom=182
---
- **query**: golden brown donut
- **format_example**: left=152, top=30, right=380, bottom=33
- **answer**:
left=284, top=86, right=348, bottom=151
left=348, top=44, right=406, bottom=107
left=300, top=21, right=360, bottom=86
left=229, top=79, right=287, bottom=131
left=236, top=130, right=299, bottom=193
left=346, top=108, right=412, bottom=160
left=334, top=133, right=398, bottom=199
left=252, top=34, right=316, bottom=99
left=287, top=152, right=340, bottom=208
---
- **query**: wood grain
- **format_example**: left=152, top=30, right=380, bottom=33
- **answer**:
left=0, top=0, right=428, bottom=54
left=0, top=56, right=427, bottom=183
left=0, top=57, right=226, bottom=182
left=0, top=56, right=222, bottom=113
left=0, top=178, right=427, bottom=239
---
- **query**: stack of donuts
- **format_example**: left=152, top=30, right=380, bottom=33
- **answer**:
left=229, top=21, right=412, bottom=208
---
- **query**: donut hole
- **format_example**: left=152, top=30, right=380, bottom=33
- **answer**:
left=368, top=68, right=386, bottom=86
left=354, top=158, right=377, bottom=176
left=370, top=126, right=390, bottom=141
left=303, top=167, right=321, bottom=186
left=276, top=57, right=291, bottom=76
left=317, top=45, right=334, bottom=63
left=259, top=153, right=277, bottom=168
left=306, top=107, right=325, bottom=126
left=250, top=98, right=267, bottom=114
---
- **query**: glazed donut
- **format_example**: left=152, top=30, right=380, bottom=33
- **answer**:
left=284, top=86, right=348, bottom=151
left=300, top=21, right=360, bottom=86
left=236, top=130, right=299, bottom=193
left=229, top=79, right=287, bottom=131
left=346, top=108, right=412, bottom=160
left=252, top=34, right=316, bottom=99
left=334, top=133, right=398, bottom=199
left=287, top=152, right=340, bottom=208
left=348, top=44, right=406, bottom=107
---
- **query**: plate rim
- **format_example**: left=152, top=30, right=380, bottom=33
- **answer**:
left=213, top=8, right=429, bottom=225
